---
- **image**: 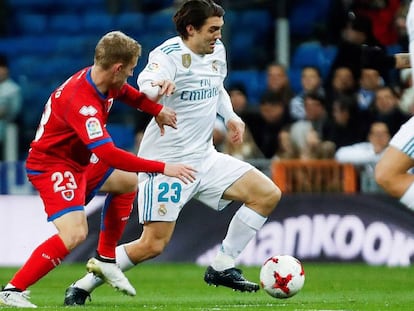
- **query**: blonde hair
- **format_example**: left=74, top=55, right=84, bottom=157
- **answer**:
left=94, top=31, right=141, bottom=70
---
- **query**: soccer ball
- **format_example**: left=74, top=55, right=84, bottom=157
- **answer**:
left=259, top=255, right=305, bottom=299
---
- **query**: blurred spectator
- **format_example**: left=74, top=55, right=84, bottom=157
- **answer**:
left=263, top=63, right=294, bottom=106
left=325, top=66, right=357, bottom=108
left=222, top=126, right=263, bottom=160
left=290, top=120, right=335, bottom=160
left=273, top=125, right=299, bottom=160
left=289, top=66, right=325, bottom=121
left=398, top=68, right=414, bottom=115
left=368, top=85, right=410, bottom=136
left=326, top=94, right=365, bottom=149
left=246, top=91, right=292, bottom=158
left=0, top=54, right=22, bottom=160
left=302, top=91, right=333, bottom=142
left=328, top=12, right=383, bottom=84
left=351, top=0, right=402, bottom=46
left=395, top=0, right=411, bottom=50
left=356, top=68, right=383, bottom=112
left=227, top=83, right=258, bottom=116
left=335, top=121, right=391, bottom=193
left=213, top=83, right=259, bottom=152
left=335, top=121, right=390, bottom=164
left=325, top=0, right=353, bottom=45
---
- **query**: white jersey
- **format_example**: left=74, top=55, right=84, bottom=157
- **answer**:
left=137, top=36, right=231, bottom=163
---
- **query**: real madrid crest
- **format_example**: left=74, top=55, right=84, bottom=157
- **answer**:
left=182, top=54, right=191, bottom=68
left=158, top=204, right=167, bottom=216
left=212, top=60, right=219, bottom=72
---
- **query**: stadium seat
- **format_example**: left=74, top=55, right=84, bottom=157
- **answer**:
left=291, top=42, right=337, bottom=80
left=289, top=4, right=319, bottom=37
left=146, top=11, right=175, bottom=35
left=228, top=32, right=256, bottom=68
left=15, top=13, right=48, bottom=35
left=15, top=35, right=57, bottom=55
left=115, top=12, right=146, bottom=38
left=238, top=10, right=273, bottom=34
left=288, top=67, right=303, bottom=94
left=49, top=14, right=82, bottom=34
left=82, top=12, right=116, bottom=34
left=291, top=42, right=322, bottom=68
left=225, top=70, right=262, bottom=105
left=106, top=123, right=135, bottom=151
left=8, top=0, right=55, bottom=11
left=55, top=35, right=96, bottom=58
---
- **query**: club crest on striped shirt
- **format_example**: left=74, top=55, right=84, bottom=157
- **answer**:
left=158, top=204, right=167, bottom=216
left=182, top=54, right=191, bottom=68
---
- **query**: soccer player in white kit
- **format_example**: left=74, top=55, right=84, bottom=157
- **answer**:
left=64, top=0, right=281, bottom=304
left=375, top=1, right=414, bottom=209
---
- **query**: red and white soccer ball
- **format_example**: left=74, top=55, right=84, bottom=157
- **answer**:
left=259, top=255, right=305, bottom=299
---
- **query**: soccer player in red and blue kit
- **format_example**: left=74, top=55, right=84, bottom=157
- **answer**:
left=0, top=31, right=196, bottom=308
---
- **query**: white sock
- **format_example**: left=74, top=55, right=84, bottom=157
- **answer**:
left=73, top=272, right=104, bottom=293
left=211, top=204, right=267, bottom=271
left=116, top=244, right=135, bottom=271
left=400, top=182, right=414, bottom=210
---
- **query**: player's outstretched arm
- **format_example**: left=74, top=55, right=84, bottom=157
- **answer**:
left=92, top=142, right=197, bottom=183
left=164, top=163, right=197, bottom=184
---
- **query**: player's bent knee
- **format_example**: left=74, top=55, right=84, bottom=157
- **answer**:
left=61, top=228, right=88, bottom=250
left=263, top=183, right=282, bottom=207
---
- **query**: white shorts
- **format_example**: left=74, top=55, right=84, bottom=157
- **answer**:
left=389, top=116, right=414, bottom=158
left=137, top=151, right=253, bottom=223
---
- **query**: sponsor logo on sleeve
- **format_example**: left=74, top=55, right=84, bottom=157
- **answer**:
left=79, top=105, right=98, bottom=116
left=85, top=117, right=103, bottom=139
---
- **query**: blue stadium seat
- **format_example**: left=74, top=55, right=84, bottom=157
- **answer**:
left=291, top=42, right=337, bottom=80
left=228, top=32, right=256, bottom=68
left=82, top=12, right=116, bottom=34
left=225, top=70, right=262, bottom=105
left=288, top=67, right=303, bottom=94
left=115, top=12, right=146, bottom=37
left=0, top=38, right=22, bottom=58
left=238, top=10, right=272, bottom=34
left=15, top=13, right=48, bottom=35
left=15, top=35, right=57, bottom=55
left=49, top=14, right=82, bottom=34
left=106, top=123, right=135, bottom=151
left=55, top=35, right=96, bottom=58
left=146, top=11, right=175, bottom=35
left=8, top=0, right=55, bottom=11
left=289, top=4, right=319, bottom=37
left=386, top=44, right=403, bottom=55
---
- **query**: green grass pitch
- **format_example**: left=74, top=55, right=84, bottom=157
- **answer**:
left=1, top=262, right=414, bottom=310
